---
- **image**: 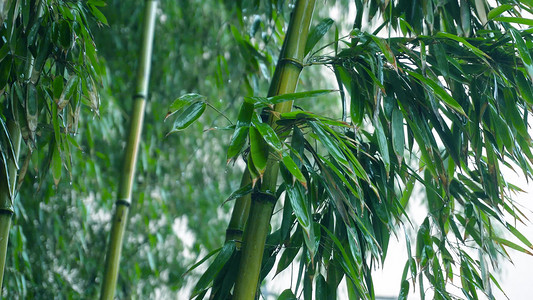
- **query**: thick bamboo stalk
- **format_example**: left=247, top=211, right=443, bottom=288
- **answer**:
left=232, top=1, right=316, bottom=299
left=0, top=120, right=21, bottom=290
left=100, top=1, right=157, bottom=299
left=225, top=170, right=251, bottom=245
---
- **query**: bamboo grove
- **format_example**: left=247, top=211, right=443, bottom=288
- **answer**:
left=1, top=0, right=533, bottom=299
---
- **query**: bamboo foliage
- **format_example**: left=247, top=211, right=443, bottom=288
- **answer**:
left=100, top=1, right=158, bottom=299
left=179, top=0, right=533, bottom=299
left=0, top=0, right=105, bottom=294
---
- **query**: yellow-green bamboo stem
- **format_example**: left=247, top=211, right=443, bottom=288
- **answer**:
left=225, top=170, right=251, bottom=245
left=100, top=1, right=157, bottom=299
left=232, top=1, right=316, bottom=299
left=0, top=120, right=21, bottom=291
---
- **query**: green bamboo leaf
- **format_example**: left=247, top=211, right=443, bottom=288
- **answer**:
left=506, top=223, right=533, bottom=249
left=315, top=274, right=327, bottom=300
left=191, top=241, right=236, bottom=298
left=407, top=71, right=466, bottom=116
left=169, top=101, right=206, bottom=133
left=509, top=28, right=533, bottom=80
left=278, top=289, right=297, bottom=300
left=487, top=4, right=514, bottom=20
left=52, top=146, right=62, bottom=186
left=252, top=114, right=282, bottom=153
left=249, top=126, right=269, bottom=176
left=493, top=236, right=533, bottom=255
left=183, top=247, right=222, bottom=277
left=275, top=243, right=301, bottom=276
left=516, top=73, right=533, bottom=105
left=371, top=36, right=397, bottom=68
left=225, top=183, right=253, bottom=203
left=227, top=98, right=255, bottom=160
left=282, top=152, right=306, bottom=186
left=374, top=117, right=390, bottom=173
left=53, top=76, right=64, bottom=100
left=305, top=18, right=334, bottom=56
left=89, top=4, right=108, bottom=25
left=0, top=55, right=12, bottom=91
left=308, top=121, right=349, bottom=168
left=260, top=89, right=336, bottom=107
left=286, top=183, right=311, bottom=233
left=494, top=16, right=533, bottom=26
left=166, top=93, right=206, bottom=120
left=398, top=280, right=409, bottom=300
left=436, top=32, right=490, bottom=59
left=227, top=127, right=249, bottom=161
left=392, top=108, right=404, bottom=162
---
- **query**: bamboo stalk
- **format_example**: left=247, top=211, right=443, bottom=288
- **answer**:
left=0, top=120, right=21, bottom=290
left=100, top=1, right=158, bottom=299
left=232, top=1, right=316, bottom=298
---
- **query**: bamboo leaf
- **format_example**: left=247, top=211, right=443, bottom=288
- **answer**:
left=278, top=289, right=297, bottom=300
left=494, top=16, right=533, bottom=26
left=509, top=28, right=533, bottom=80
left=398, top=280, right=409, bottom=300
left=166, top=93, right=206, bottom=120
left=254, top=89, right=336, bottom=107
left=191, top=241, right=236, bottom=298
left=487, top=4, right=514, bottom=20
left=225, top=183, right=253, bottom=203
left=436, top=32, right=490, bottom=59
left=407, top=70, right=466, bottom=116
left=305, top=18, right=334, bottom=56
left=308, top=121, right=349, bottom=168
left=282, top=152, right=306, bottom=186
left=169, top=101, right=206, bottom=133
left=249, top=126, right=269, bottom=176
left=392, top=107, right=405, bottom=162
left=492, top=236, right=533, bottom=255
left=374, top=117, right=390, bottom=174
left=227, top=98, right=255, bottom=161
left=52, top=145, right=62, bottom=186
left=252, top=114, right=282, bottom=153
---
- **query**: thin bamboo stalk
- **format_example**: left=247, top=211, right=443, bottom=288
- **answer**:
left=232, top=1, right=316, bottom=299
left=0, top=120, right=21, bottom=290
left=100, top=1, right=158, bottom=299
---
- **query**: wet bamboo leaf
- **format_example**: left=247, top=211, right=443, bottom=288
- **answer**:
left=282, top=152, right=306, bottom=186
left=374, top=117, right=390, bottom=173
left=278, top=289, right=297, bottom=300
left=487, top=4, right=514, bottom=19
left=494, top=16, right=533, bottom=26
left=166, top=93, right=206, bottom=120
left=249, top=126, right=268, bottom=176
left=191, top=241, right=236, bottom=298
left=308, top=121, right=349, bottom=168
left=398, top=280, right=409, bottom=300
left=252, top=114, right=282, bottom=153
left=227, top=98, right=255, bottom=160
left=492, top=236, right=533, bottom=255
left=225, top=183, right=253, bottom=203
left=169, top=101, right=206, bottom=132
left=436, top=32, right=490, bottom=60
left=509, top=28, right=533, bottom=80
left=256, top=89, right=335, bottom=107
left=305, top=18, right=334, bottom=56
left=227, top=126, right=249, bottom=161
left=407, top=71, right=466, bottom=116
